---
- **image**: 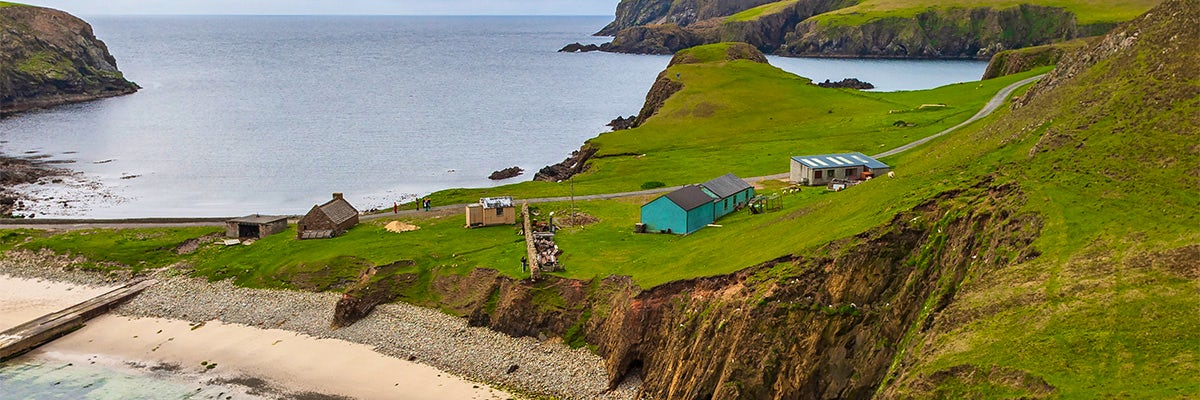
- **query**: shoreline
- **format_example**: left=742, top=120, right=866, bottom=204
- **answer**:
left=0, top=253, right=640, bottom=399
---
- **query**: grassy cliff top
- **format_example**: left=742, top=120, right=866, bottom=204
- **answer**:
left=0, top=2, right=26, bottom=7
left=726, top=0, right=800, bottom=22
left=811, top=0, right=1162, bottom=26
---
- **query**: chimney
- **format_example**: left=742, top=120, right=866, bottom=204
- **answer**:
left=332, top=192, right=344, bottom=200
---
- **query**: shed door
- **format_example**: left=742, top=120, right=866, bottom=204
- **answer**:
left=238, top=224, right=259, bottom=238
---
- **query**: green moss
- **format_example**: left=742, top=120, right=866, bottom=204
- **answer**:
left=17, top=51, right=77, bottom=80
left=19, top=227, right=221, bottom=273
left=562, top=308, right=592, bottom=349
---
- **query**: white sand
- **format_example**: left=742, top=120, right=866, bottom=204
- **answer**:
left=0, top=274, right=115, bottom=331
left=1, top=275, right=512, bottom=400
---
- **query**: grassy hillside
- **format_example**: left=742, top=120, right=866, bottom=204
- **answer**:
left=811, top=0, right=1161, bottom=26
left=877, top=0, right=1200, bottom=396
left=433, top=44, right=1040, bottom=206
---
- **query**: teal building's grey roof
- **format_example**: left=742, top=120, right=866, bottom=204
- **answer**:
left=664, top=185, right=717, bottom=211
left=701, top=173, right=752, bottom=199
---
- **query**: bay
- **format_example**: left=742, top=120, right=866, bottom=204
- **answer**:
left=0, top=16, right=986, bottom=218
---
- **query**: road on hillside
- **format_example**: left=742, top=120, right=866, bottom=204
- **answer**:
left=0, top=74, right=1043, bottom=230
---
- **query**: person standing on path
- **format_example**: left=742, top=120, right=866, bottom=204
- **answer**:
left=393, top=202, right=398, bottom=214
left=423, top=198, right=431, bottom=212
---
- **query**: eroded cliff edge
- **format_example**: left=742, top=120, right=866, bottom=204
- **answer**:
left=0, top=3, right=138, bottom=117
left=587, top=0, right=1155, bottom=59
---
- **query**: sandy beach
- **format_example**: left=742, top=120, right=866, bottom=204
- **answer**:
left=0, top=252, right=637, bottom=399
left=0, top=274, right=115, bottom=331
left=21, top=315, right=507, bottom=399
left=0, top=273, right=508, bottom=400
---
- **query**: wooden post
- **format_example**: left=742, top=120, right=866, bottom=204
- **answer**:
left=522, top=203, right=540, bottom=280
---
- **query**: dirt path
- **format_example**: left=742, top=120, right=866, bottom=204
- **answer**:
left=0, top=75, right=1042, bottom=230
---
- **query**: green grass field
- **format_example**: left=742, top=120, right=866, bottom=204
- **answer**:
left=812, top=0, right=1161, bottom=26
left=431, top=47, right=1042, bottom=207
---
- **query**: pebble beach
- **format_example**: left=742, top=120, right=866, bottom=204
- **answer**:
left=0, top=251, right=640, bottom=399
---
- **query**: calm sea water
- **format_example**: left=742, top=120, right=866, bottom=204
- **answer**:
left=0, top=16, right=986, bottom=218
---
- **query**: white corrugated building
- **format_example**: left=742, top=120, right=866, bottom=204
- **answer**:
left=790, top=152, right=890, bottom=186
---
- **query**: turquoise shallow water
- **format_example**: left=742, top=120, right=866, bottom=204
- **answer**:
left=0, top=358, right=247, bottom=400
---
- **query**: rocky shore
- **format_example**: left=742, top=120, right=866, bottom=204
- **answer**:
left=0, top=251, right=640, bottom=399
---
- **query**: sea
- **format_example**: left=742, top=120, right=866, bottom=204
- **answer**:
left=0, top=15, right=985, bottom=218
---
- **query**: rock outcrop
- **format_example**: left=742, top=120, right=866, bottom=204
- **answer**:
left=982, top=38, right=1094, bottom=79
left=593, top=0, right=1152, bottom=59
left=532, top=146, right=599, bottom=182
left=488, top=166, right=524, bottom=180
left=0, top=3, right=138, bottom=117
left=817, top=78, right=874, bottom=89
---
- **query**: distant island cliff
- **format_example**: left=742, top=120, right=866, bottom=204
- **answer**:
left=571, top=0, right=1162, bottom=59
left=0, top=2, right=138, bottom=117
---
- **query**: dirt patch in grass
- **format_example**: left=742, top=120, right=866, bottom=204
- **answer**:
left=556, top=212, right=599, bottom=228
left=913, top=364, right=1057, bottom=398
left=175, top=233, right=222, bottom=255
left=1127, top=244, right=1200, bottom=279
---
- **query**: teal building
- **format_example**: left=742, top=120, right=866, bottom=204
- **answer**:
left=640, top=185, right=717, bottom=234
left=640, top=173, right=755, bottom=235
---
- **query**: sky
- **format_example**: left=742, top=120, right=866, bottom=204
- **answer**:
left=20, top=0, right=618, bottom=16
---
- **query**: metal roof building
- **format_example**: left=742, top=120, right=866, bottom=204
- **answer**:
left=790, top=152, right=891, bottom=186
left=702, top=173, right=755, bottom=219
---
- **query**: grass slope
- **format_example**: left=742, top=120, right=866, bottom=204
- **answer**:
left=812, top=0, right=1162, bottom=26
left=727, top=0, right=800, bottom=22
left=433, top=43, right=1040, bottom=206
left=879, top=2, right=1200, bottom=396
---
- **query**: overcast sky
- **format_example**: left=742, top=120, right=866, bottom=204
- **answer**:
left=20, top=0, right=618, bottom=16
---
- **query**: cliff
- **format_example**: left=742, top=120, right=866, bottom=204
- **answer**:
left=593, top=0, right=1161, bottom=59
left=981, top=37, right=1094, bottom=79
left=598, top=0, right=780, bottom=36
left=782, top=4, right=1081, bottom=59
left=0, top=3, right=138, bottom=117
left=453, top=0, right=1196, bottom=398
